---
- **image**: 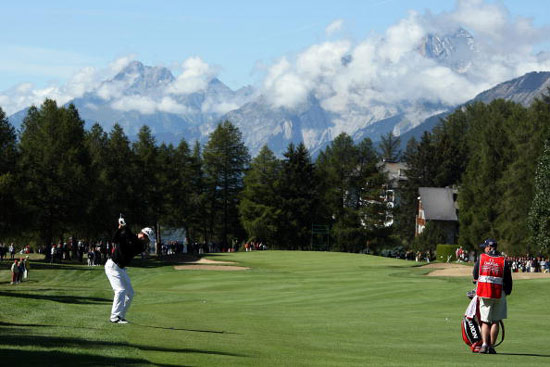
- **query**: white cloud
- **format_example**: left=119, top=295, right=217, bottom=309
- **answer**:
left=158, top=96, right=191, bottom=114
left=108, top=55, right=137, bottom=75
left=111, top=95, right=157, bottom=114
left=168, top=57, right=217, bottom=95
left=0, top=55, right=138, bottom=115
left=2, top=0, right=550, bottom=127
left=326, top=19, right=344, bottom=36
left=260, top=0, right=550, bottom=119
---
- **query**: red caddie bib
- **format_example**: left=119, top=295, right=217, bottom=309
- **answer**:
left=476, top=253, right=504, bottom=299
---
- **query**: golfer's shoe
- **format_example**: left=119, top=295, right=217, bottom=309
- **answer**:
left=478, top=345, right=488, bottom=354
left=488, top=347, right=497, bottom=354
left=110, top=316, right=129, bottom=324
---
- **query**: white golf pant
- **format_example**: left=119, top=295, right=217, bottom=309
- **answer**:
left=105, top=259, right=134, bottom=320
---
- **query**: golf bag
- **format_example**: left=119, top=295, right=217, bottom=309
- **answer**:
left=461, top=291, right=504, bottom=352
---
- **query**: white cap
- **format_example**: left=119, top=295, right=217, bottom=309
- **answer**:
left=141, top=227, right=155, bottom=243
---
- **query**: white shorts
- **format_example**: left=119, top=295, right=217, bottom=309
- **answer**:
left=479, top=295, right=507, bottom=323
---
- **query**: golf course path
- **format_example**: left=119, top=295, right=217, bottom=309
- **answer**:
left=423, top=262, right=550, bottom=279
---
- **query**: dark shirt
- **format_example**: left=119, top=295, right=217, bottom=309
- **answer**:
left=473, top=250, right=513, bottom=296
left=111, top=227, right=147, bottom=268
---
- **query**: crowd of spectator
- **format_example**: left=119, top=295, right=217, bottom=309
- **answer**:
left=243, top=241, right=267, bottom=252
left=507, top=256, right=550, bottom=273
left=40, top=240, right=113, bottom=266
left=0, top=242, right=32, bottom=262
left=9, top=257, right=30, bottom=285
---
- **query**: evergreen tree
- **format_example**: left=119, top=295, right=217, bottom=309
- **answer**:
left=378, top=131, right=401, bottom=162
left=316, top=133, right=359, bottom=223
left=203, top=121, right=250, bottom=247
left=458, top=101, right=518, bottom=249
left=528, top=139, right=550, bottom=255
left=160, top=139, right=196, bottom=245
left=278, top=143, right=317, bottom=250
left=359, top=157, right=391, bottom=251
left=496, top=102, right=543, bottom=254
left=431, top=109, right=470, bottom=186
left=133, top=125, right=162, bottom=235
left=0, top=107, right=20, bottom=237
left=393, top=137, right=419, bottom=245
left=188, top=141, right=208, bottom=243
left=394, top=132, right=440, bottom=246
left=18, top=100, right=90, bottom=244
left=83, top=123, right=111, bottom=238
left=316, top=134, right=381, bottom=252
left=239, top=145, right=282, bottom=247
left=104, top=124, right=138, bottom=226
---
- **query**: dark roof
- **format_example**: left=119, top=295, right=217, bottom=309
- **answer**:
left=419, top=187, right=458, bottom=221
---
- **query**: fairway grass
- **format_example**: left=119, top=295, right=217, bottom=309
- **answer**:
left=1, top=251, right=549, bottom=366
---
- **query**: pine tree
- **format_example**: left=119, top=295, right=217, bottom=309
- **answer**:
left=0, top=107, right=20, bottom=237
left=458, top=101, right=517, bottom=249
left=316, top=134, right=381, bottom=252
left=277, top=143, right=317, bottom=250
left=83, top=123, right=111, bottom=237
left=188, top=141, right=208, bottom=243
left=316, top=133, right=360, bottom=221
left=203, top=121, right=250, bottom=247
left=104, top=124, right=138, bottom=226
left=378, top=131, right=401, bottom=162
left=496, top=102, right=543, bottom=254
left=18, top=100, right=90, bottom=244
left=133, top=125, right=162, bottom=235
left=528, top=139, right=550, bottom=255
left=239, top=145, right=282, bottom=247
left=160, top=139, right=196, bottom=245
left=393, top=137, right=419, bottom=244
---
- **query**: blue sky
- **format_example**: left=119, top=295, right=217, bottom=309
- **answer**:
left=1, top=0, right=549, bottom=116
left=2, top=0, right=548, bottom=91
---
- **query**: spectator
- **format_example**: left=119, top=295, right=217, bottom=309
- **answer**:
left=18, top=258, right=25, bottom=282
left=23, top=256, right=30, bottom=280
left=10, top=259, right=19, bottom=284
left=87, top=247, right=95, bottom=266
left=0, top=243, right=5, bottom=262
left=50, top=244, right=56, bottom=264
left=9, top=243, right=15, bottom=260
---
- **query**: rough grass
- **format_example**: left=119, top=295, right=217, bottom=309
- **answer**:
left=1, top=251, right=549, bottom=366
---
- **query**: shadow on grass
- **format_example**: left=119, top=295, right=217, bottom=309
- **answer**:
left=0, top=333, right=247, bottom=358
left=132, top=322, right=233, bottom=335
left=498, top=352, right=550, bottom=358
left=0, top=290, right=110, bottom=304
left=0, top=348, right=190, bottom=367
left=0, top=320, right=232, bottom=335
left=0, top=321, right=104, bottom=330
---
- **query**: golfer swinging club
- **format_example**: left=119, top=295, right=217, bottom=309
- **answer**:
left=105, top=215, right=155, bottom=324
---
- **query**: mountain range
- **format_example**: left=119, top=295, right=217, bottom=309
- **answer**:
left=399, top=70, right=550, bottom=148
left=8, top=28, right=550, bottom=157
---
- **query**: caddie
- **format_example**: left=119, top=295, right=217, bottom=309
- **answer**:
left=473, top=239, right=512, bottom=354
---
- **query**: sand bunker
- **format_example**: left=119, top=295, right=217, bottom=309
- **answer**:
left=423, top=262, right=550, bottom=279
left=190, top=258, right=237, bottom=265
left=174, top=265, right=249, bottom=271
left=174, top=258, right=249, bottom=271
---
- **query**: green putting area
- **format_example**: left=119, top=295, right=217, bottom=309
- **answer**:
left=1, top=251, right=548, bottom=366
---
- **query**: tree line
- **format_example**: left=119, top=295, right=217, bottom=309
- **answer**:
left=396, top=93, right=550, bottom=256
left=1, top=95, right=549, bottom=255
left=0, top=99, right=389, bottom=251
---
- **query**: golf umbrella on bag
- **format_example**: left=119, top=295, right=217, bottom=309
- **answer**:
left=461, top=291, right=504, bottom=352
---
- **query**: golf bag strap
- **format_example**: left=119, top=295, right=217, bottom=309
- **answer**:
left=493, top=320, right=505, bottom=347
